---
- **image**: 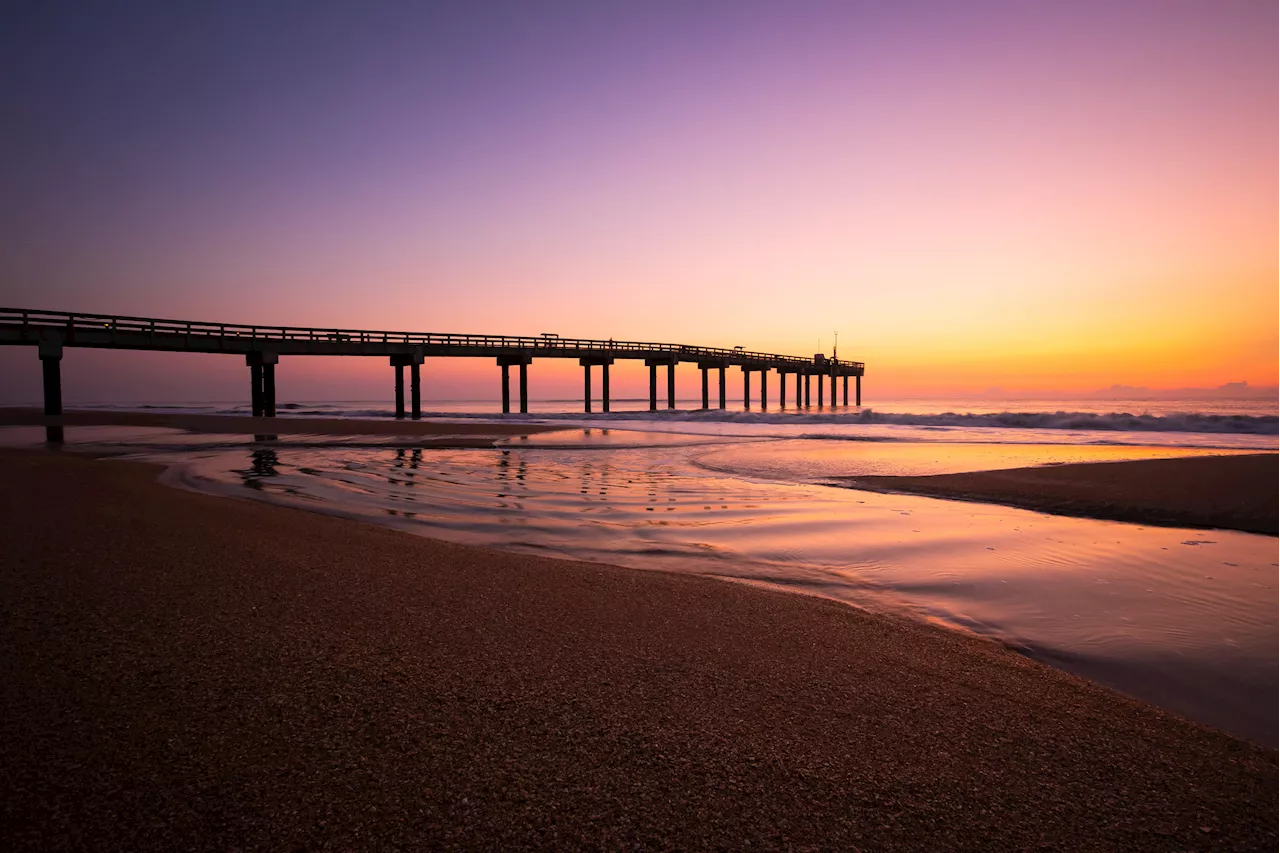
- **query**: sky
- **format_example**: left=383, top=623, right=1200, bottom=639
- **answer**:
left=0, top=0, right=1275, bottom=403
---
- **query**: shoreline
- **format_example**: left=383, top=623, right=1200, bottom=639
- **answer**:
left=0, top=406, right=566, bottom=439
left=842, top=453, right=1278, bottom=536
left=1, top=447, right=1275, bottom=849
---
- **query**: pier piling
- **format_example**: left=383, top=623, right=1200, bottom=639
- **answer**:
left=410, top=362, right=421, bottom=419
left=602, top=362, right=610, bottom=413
left=644, top=357, right=675, bottom=411
left=580, top=358, right=615, bottom=413
left=247, top=352, right=279, bottom=428
left=519, top=362, right=529, bottom=413
left=263, top=363, right=277, bottom=417
left=394, top=364, right=405, bottom=419
left=250, top=364, right=264, bottom=417
left=497, top=354, right=533, bottom=415
left=39, top=339, right=63, bottom=444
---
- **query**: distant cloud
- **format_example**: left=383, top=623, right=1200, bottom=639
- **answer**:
left=1091, top=381, right=1278, bottom=400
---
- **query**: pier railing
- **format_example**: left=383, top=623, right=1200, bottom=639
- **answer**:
left=0, top=307, right=863, bottom=370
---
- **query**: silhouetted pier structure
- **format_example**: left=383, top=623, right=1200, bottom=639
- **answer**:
left=1, top=308, right=865, bottom=442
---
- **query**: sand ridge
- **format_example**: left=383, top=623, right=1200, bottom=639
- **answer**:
left=845, top=453, right=1279, bottom=535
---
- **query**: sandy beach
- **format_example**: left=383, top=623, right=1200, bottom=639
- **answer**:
left=845, top=453, right=1278, bottom=535
left=1, top=447, right=1274, bottom=851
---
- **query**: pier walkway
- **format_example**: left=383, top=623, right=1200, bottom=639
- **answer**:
left=1, top=308, right=864, bottom=442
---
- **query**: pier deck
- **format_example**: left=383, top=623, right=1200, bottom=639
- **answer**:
left=1, top=307, right=865, bottom=439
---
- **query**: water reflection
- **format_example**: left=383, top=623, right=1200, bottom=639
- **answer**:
left=495, top=450, right=529, bottom=508
left=236, top=448, right=281, bottom=489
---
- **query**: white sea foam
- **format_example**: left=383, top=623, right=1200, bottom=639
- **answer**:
left=52, top=399, right=1280, bottom=438
left=267, top=406, right=1277, bottom=435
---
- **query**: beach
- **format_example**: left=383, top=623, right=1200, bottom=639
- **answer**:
left=846, top=454, right=1279, bottom=535
left=1, top=447, right=1275, bottom=851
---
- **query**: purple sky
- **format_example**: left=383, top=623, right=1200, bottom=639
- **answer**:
left=1, top=0, right=1274, bottom=403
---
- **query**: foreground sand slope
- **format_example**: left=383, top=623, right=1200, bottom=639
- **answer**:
left=846, top=453, right=1279, bottom=535
left=1, top=449, right=1274, bottom=851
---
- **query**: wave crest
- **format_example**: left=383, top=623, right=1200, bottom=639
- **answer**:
left=429, top=408, right=1279, bottom=435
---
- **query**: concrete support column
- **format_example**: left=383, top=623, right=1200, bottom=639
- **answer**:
left=498, top=354, right=532, bottom=415
left=39, top=340, right=63, bottom=444
left=831, top=370, right=837, bottom=406
left=649, top=364, right=658, bottom=412
left=580, top=358, right=614, bottom=414
left=856, top=374, right=862, bottom=406
left=843, top=375, right=849, bottom=406
left=250, top=364, right=264, bottom=417
left=248, top=352, right=279, bottom=425
left=760, top=369, right=768, bottom=409
left=804, top=374, right=811, bottom=407
left=410, top=363, right=421, bottom=419
left=394, top=364, right=405, bottom=419
left=817, top=373, right=824, bottom=407
left=666, top=363, right=675, bottom=409
left=795, top=371, right=802, bottom=407
left=718, top=367, right=727, bottom=409
left=779, top=371, right=787, bottom=408
left=742, top=368, right=751, bottom=410
left=701, top=368, right=709, bottom=409
left=263, top=363, right=277, bottom=417
left=602, top=363, right=610, bottom=413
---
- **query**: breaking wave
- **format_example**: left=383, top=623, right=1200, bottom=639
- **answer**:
left=71, top=402, right=1278, bottom=435
left=411, top=408, right=1278, bottom=435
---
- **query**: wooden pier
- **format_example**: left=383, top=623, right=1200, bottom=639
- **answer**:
left=1, top=308, right=865, bottom=442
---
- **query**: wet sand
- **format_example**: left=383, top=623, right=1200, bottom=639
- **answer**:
left=845, top=453, right=1278, bottom=535
left=0, top=406, right=565, bottom=440
left=1, top=448, right=1274, bottom=851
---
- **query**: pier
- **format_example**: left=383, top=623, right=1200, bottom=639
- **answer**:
left=1, top=308, right=865, bottom=442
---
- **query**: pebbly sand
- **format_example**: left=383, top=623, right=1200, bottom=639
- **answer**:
left=0, top=448, right=1275, bottom=851
left=845, top=453, right=1279, bottom=535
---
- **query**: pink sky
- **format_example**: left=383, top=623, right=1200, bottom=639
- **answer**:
left=0, top=1, right=1274, bottom=404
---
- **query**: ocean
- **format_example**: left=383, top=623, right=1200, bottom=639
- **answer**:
left=4, top=395, right=1276, bottom=745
